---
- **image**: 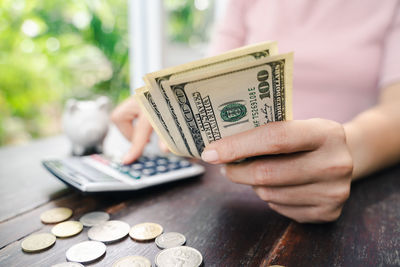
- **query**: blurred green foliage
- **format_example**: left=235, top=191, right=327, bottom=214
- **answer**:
left=165, top=0, right=213, bottom=45
left=0, top=0, right=130, bottom=145
left=0, top=0, right=212, bottom=146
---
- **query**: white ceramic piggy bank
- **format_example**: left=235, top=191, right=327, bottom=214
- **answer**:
left=62, top=96, right=111, bottom=155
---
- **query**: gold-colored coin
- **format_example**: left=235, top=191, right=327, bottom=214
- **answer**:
left=51, top=221, right=83, bottom=238
left=129, top=222, right=163, bottom=241
left=21, top=233, right=56, bottom=252
left=40, top=207, right=73, bottom=224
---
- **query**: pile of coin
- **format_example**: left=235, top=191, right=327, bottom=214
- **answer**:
left=22, top=207, right=76, bottom=253
left=21, top=207, right=203, bottom=266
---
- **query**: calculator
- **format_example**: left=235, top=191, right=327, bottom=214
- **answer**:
left=42, top=154, right=205, bottom=192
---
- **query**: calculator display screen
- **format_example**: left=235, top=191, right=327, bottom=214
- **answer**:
left=60, top=158, right=116, bottom=182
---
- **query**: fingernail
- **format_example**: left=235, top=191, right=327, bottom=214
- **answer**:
left=220, top=166, right=226, bottom=176
left=201, top=149, right=219, bottom=163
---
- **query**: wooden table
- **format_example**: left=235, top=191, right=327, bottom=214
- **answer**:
left=0, top=136, right=399, bottom=266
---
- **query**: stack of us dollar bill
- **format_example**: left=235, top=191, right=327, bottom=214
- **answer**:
left=135, top=41, right=293, bottom=159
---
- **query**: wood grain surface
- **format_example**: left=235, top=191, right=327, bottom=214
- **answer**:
left=0, top=137, right=399, bottom=266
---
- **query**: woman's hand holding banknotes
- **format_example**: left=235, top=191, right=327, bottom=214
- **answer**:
left=201, top=119, right=353, bottom=223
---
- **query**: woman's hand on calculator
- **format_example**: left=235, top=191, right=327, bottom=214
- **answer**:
left=111, top=96, right=154, bottom=164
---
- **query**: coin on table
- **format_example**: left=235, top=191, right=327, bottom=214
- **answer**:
left=40, top=207, right=73, bottom=224
left=155, top=246, right=203, bottom=267
left=155, top=232, right=186, bottom=249
left=79, top=211, right=110, bottom=227
left=51, top=263, right=85, bottom=267
left=21, top=232, right=56, bottom=252
left=51, top=221, right=83, bottom=238
left=112, top=255, right=152, bottom=267
left=66, top=240, right=106, bottom=263
left=129, top=222, right=163, bottom=241
left=88, top=220, right=130, bottom=243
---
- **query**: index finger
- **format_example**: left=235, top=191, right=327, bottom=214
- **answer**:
left=201, top=119, right=324, bottom=164
left=111, top=96, right=141, bottom=140
left=122, top=115, right=153, bottom=164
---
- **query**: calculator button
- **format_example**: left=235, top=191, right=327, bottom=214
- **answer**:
left=144, top=161, right=156, bottom=168
left=156, top=166, right=168, bottom=173
left=142, top=168, right=156, bottom=176
left=119, top=165, right=130, bottom=173
left=156, top=159, right=168, bottom=165
left=129, top=170, right=141, bottom=179
left=132, top=163, right=143, bottom=170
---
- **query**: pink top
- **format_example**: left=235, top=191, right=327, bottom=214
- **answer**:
left=209, top=0, right=400, bottom=123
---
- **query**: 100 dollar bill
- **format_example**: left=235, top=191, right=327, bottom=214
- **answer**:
left=134, top=87, right=183, bottom=156
left=161, top=53, right=293, bottom=158
left=143, top=41, right=279, bottom=157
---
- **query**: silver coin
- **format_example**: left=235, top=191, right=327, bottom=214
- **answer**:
left=88, top=220, right=130, bottom=243
left=66, top=241, right=106, bottom=263
left=155, top=232, right=186, bottom=249
left=155, top=246, right=203, bottom=267
left=112, top=255, right=152, bottom=267
left=51, top=263, right=85, bottom=267
left=79, top=211, right=110, bottom=227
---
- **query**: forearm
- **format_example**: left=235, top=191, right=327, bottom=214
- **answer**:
left=344, top=83, right=400, bottom=180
